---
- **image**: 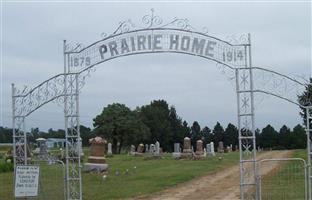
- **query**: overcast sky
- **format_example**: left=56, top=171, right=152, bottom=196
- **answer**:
left=1, top=1, right=311, bottom=132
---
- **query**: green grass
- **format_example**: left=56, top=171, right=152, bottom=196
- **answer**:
left=260, top=149, right=307, bottom=200
left=82, top=152, right=238, bottom=199
left=0, top=152, right=239, bottom=200
left=0, top=161, right=65, bottom=200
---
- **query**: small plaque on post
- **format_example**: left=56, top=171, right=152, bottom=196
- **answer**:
left=14, top=165, right=40, bottom=198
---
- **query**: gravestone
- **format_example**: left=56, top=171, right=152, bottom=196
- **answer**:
left=181, top=137, right=192, bottom=158
left=137, top=143, right=144, bottom=153
left=107, top=143, right=112, bottom=156
left=218, top=141, right=224, bottom=153
left=39, top=141, right=48, bottom=159
left=206, top=142, right=215, bottom=156
left=195, top=140, right=204, bottom=156
left=78, top=137, right=84, bottom=157
left=130, top=145, right=136, bottom=155
left=203, top=148, right=207, bottom=157
left=150, top=144, right=155, bottom=154
left=172, top=143, right=181, bottom=159
left=135, top=143, right=144, bottom=156
left=152, top=141, right=161, bottom=158
left=155, top=141, right=160, bottom=155
left=210, top=142, right=215, bottom=156
left=83, top=136, right=108, bottom=172
left=225, top=146, right=231, bottom=153
left=145, top=144, right=149, bottom=153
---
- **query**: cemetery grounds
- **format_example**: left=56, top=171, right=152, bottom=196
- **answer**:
left=0, top=149, right=306, bottom=200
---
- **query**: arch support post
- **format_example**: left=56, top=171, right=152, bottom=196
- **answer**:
left=12, top=83, right=28, bottom=166
left=12, top=83, right=28, bottom=196
left=306, top=106, right=312, bottom=200
left=236, top=33, right=258, bottom=200
left=64, top=40, right=82, bottom=200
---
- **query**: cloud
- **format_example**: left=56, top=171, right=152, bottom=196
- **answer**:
left=1, top=2, right=310, bottom=131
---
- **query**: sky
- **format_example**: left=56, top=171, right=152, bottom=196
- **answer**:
left=1, top=1, right=311, bottom=132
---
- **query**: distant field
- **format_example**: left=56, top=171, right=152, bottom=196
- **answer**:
left=0, top=151, right=239, bottom=200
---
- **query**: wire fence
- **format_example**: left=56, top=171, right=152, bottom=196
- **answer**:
left=258, top=158, right=307, bottom=200
left=0, top=159, right=65, bottom=200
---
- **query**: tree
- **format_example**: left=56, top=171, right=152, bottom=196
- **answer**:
left=213, top=122, right=225, bottom=148
left=201, top=126, right=212, bottom=144
left=93, top=103, right=150, bottom=154
left=298, top=78, right=312, bottom=126
left=190, top=121, right=201, bottom=147
left=278, top=125, right=291, bottom=149
left=292, top=124, right=306, bottom=149
left=182, top=121, right=191, bottom=138
left=224, top=123, right=238, bottom=149
left=259, top=125, right=278, bottom=149
left=138, top=100, right=186, bottom=151
left=0, top=127, right=12, bottom=143
left=138, top=100, right=172, bottom=151
left=80, top=125, right=93, bottom=146
left=169, top=106, right=185, bottom=144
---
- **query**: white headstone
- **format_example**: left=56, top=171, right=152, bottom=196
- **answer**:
left=150, top=144, right=155, bottom=154
left=107, top=143, right=112, bottom=155
left=155, top=141, right=160, bottom=155
left=206, top=142, right=215, bottom=156
left=172, top=143, right=181, bottom=159
left=130, top=145, right=136, bottom=155
left=210, top=142, right=215, bottom=156
left=174, top=143, right=180, bottom=153
left=145, top=144, right=149, bottom=153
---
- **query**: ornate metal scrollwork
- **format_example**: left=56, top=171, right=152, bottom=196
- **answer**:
left=225, top=34, right=249, bottom=45
left=13, top=74, right=66, bottom=117
left=98, top=8, right=212, bottom=42
left=252, top=68, right=306, bottom=106
left=65, top=42, right=85, bottom=53
left=215, top=62, right=236, bottom=89
left=142, top=8, right=163, bottom=28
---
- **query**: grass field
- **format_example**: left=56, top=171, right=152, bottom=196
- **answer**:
left=260, top=149, right=307, bottom=200
left=0, top=151, right=239, bottom=200
left=1, top=149, right=307, bottom=200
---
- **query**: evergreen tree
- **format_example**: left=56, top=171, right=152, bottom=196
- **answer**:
left=259, top=125, right=278, bottom=149
left=224, top=123, right=238, bottom=149
left=169, top=106, right=185, bottom=145
left=190, top=121, right=201, bottom=147
left=201, top=126, right=212, bottom=145
left=278, top=125, right=291, bottom=149
left=292, top=124, right=306, bottom=149
left=298, top=78, right=312, bottom=127
left=213, top=122, right=225, bottom=148
left=182, top=120, right=191, bottom=138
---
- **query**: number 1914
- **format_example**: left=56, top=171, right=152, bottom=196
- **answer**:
left=222, top=50, right=244, bottom=62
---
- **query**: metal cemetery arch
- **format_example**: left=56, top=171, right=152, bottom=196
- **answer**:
left=12, top=10, right=309, bottom=200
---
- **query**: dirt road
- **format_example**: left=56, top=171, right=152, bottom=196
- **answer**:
left=133, top=150, right=292, bottom=200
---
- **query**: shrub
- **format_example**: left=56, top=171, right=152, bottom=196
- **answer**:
left=0, top=162, right=13, bottom=173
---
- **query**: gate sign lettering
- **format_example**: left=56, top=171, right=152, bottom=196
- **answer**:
left=14, top=165, right=40, bottom=197
left=68, top=29, right=247, bottom=71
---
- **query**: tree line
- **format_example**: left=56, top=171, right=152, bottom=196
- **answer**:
left=0, top=99, right=307, bottom=153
